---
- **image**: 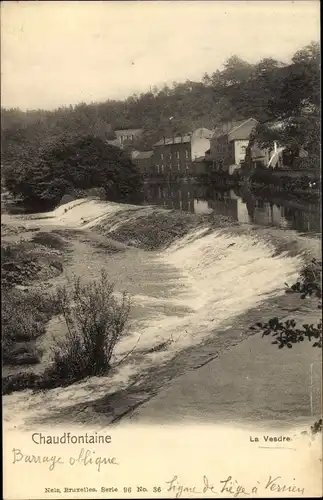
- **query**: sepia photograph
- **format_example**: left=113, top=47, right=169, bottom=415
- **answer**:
left=1, top=1, right=322, bottom=498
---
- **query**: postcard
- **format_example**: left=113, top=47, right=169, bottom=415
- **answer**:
left=2, top=1, right=322, bottom=498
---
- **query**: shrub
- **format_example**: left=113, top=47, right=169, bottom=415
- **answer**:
left=42, top=270, right=130, bottom=387
left=250, top=259, right=322, bottom=349
left=1, top=240, right=65, bottom=288
left=3, top=135, right=142, bottom=211
left=250, top=258, right=322, bottom=434
left=2, top=372, right=42, bottom=395
left=286, top=258, right=321, bottom=301
left=2, top=288, right=60, bottom=365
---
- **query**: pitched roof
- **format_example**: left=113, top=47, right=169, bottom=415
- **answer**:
left=153, top=135, right=192, bottom=147
left=106, top=139, right=124, bottom=149
left=153, top=128, right=214, bottom=147
left=133, top=151, right=153, bottom=160
left=212, top=118, right=259, bottom=141
left=193, top=156, right=207, bottom=163
left=212, top=120, right=246, bottom=138
left=115, top=128, right=143, bottom=134
left=228, top=118, right=259, bottom=141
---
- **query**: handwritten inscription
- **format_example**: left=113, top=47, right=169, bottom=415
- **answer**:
left=10, top=446, right=306, bottom=497
left=165, top=475, right=305, bottom=497
left=12, top=447, right=119, bottom=472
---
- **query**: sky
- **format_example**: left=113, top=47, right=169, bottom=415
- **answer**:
left=1, top=1, right=320, bottom=111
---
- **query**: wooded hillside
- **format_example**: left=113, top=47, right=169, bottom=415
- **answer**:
left=2, top=42, right=319, bottom=157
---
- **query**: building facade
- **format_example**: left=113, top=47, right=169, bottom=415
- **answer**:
left=114, top=128, right=144, bottom=147
left=132, top=151, right=154, bottom=176
left=152, top=128, right=213, bottom=177
left=208, top=118, right=259, bottom=174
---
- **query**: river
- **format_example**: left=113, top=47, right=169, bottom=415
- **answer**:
left=143, top=181, right=321, bottom=234
left=3, top=197, right=321, bottom=429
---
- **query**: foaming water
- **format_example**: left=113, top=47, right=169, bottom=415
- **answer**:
left=115, top=226, right=303, bottom=362
left=4, top=200, right=319, bottom=430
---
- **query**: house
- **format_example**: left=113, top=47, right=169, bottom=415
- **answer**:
left=152, top=128, right=214, bottom=177
left=114, top=128, right=144, bottom=146
left=132, top=151, right=154, bottom=176
left=208, top=118, right=259, bottom=175
left=250, top=119, right=310, bottom=169
left=106, top=138, right=124, bottom=149
left=192, top=155, right=209, bottom=176
left=249, top=142, right=272, bottom=168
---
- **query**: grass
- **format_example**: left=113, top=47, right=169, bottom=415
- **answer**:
left=2, top=287, right=60, bottom=367
left=30, top=231, right=69, bottom=250
left=2, top=270, right=131, bottom=394
left=1, top=238, right=65, bottom=288
left=42, top=270, right=130, bottom=388
left=1, top=223, right=39, bottom=236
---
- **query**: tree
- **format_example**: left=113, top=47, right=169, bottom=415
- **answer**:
left=245, top=41, right=320, bottom=172
left=250, top=259, right=322, bottom=433
left=4, top=135, right=142, bottom=210
left=1, top=41, right=320, bottom=153
left=220, top=55, right=254, bottom=86
left=292, top=41, right=320, bottom=65
left=251, top=259, right=322, bottom=347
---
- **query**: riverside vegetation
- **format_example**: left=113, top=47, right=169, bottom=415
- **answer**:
left=1, top=43, right=321, bottom=433
left=251, top=257, right=322, bottom=434
left=2, top=268, right=131, bottom=395
left=2, top=206, right=235, bottom=396
left=1, top=42, right=320, bottom=207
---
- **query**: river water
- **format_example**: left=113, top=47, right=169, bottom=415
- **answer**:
left=3, top=198, right=321, bottom=428
left=143, top=181, right=321, bottom=234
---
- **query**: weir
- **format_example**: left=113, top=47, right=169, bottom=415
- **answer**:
left=3, top=199, right=320, bottom=429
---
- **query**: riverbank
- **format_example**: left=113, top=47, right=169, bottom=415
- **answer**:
left=124, top=303, right=322, bottom=428
left=2, top=198, right=321, bottom=431
left=144, top=174, right=320, bottom=198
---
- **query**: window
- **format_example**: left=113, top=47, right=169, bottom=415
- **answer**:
left=241, top=146, right=246, bottom=153
left=161, top=153, right=164, bottom=160
left=176, top=151, right=180, bottom=159
left=185, top=149, right=189, bottom=159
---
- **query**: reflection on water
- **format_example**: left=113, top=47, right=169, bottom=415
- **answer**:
left=143, top=182, right=321, bottom=234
